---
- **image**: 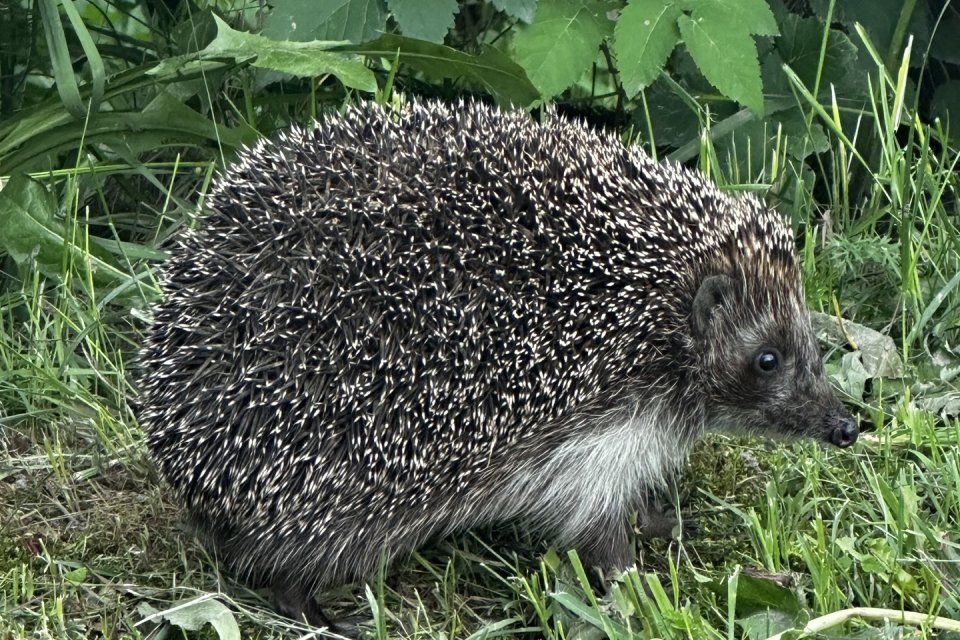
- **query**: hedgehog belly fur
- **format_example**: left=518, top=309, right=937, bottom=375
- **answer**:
left=487, top=397, right=693, bottom=544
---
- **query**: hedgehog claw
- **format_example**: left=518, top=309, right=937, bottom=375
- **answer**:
left=272, top=584, right=332, bottom=629
left=638, top=505, right=697, bottom=540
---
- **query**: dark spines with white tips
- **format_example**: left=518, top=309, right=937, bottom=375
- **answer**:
left=138, top=98, right=831, bottom=603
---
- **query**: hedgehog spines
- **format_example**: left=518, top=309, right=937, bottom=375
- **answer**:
left=139, top=97, right=806, bottom=593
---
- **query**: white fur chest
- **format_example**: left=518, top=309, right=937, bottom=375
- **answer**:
left=494, top=400, right=693, bottom=543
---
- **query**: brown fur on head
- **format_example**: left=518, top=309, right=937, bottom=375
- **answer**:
left=688, top=212, right=857, bottom=447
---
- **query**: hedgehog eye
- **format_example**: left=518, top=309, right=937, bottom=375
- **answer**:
left=753, top=349, right=781, bottom=374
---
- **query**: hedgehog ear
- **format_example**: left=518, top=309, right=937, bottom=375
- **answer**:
left=692, top=274, right=735, bottom=338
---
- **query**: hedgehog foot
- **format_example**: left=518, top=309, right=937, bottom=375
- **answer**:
left=575, top=521, right=635, bottom=575
left=272, top=583, right=332, bottom=629
left=638, top=504, right=698, bottom=540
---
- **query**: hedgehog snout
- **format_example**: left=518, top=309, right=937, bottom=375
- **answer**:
left=826, top=412, right=859, bottom=448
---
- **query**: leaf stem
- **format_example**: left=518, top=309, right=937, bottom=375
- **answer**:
left=886, top=0, right=918, bottom=73
left=599, top=40, right=627, bottom=117
left=766, top=607, right=960, bottom=640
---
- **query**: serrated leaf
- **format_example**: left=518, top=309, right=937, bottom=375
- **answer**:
left=738, top=610, right=799, bottom=640
left=930, top=11, right=960, bottom=63
left=335, top=34, right=538, bottom=106
left=138, top=598, right=240, bottom=640
left=716, top=106, right=828, bottom=177
left=613, top=0, right=681, bottom=97
left=931, top=80, right=960, bottom=139
left=722, top=571, right=802, bottom=615
left=0, top=55, right=243, bottom=172
left=491, top=0, right=538, bottom=23
left=263, top=0, right=387, bottom=43
left=678, top=13, right=763, bottom=113
left=513, top=0, right=613, bottom=99
left=810, top=0, right=930, bottom=65
left=775, top=109, right=829, bottom=158
left=629, top=79, right=700, bottom=147
left=386, top=0, right=459, bottom=42
left=775, top=14, right=858, bottom=93
left=0, top=176, right=130, bottom=287
left=0, top=89, right=257, bottom=175
left=917, top=391, right=960, bottom=419
left=204, top=15, right=377, bottom=92
left=62, top=566, right=88, bottom=584
left=688, top=0, right=778, bottom=36
left=834, top=351, right=871, bottom=401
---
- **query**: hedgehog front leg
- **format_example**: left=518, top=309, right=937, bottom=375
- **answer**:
left=272, top=583, right=332, bottom=628
left=637, top=500, right=698, bottom=540
left=573, top=518, right=635, bottom=574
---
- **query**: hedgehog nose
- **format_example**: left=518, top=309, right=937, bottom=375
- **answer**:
left=829, top=416, right=859, bottom=448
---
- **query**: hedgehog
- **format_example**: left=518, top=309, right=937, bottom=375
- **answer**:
left=138, top=97, right=858, bottom=624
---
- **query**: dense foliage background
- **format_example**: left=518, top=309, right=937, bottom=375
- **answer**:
left=1, top=0, right=959, bottom=638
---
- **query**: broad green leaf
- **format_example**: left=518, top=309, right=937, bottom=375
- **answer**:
left=719, top=571, right=802, bottom=615
left=775, top=109, right=829, bottom=159
left=687, top=0, right=778, bottom=37
left=145, top=56, right=240, bottom=83
left=613, top=0, right=681, bottom=97
left=0, top=58, right=241, bottom=171
left=0, top=176, right=129, bottom=287
left=931, top=80, right=960, bottom=139
left=462, top=618, right=524, bottom=640
left=930, top=10, right=960, bottom=63
left=917, top=390, right=960, bottom=419
left=630, top=79, right=701, bottom=148
left=759, top=51, right=796, bottom=113
left=738, top=610, right=798, bottom=640
left=204, top=16, right=377, bottom=92
left=513, top=0, right=613, bottom=99
left=665, top=107, right=753, bottom=164
left=714, top=107, right=827, bottom=180
left=0, top=92, right=257, bottom=175
left=491, top=0, right=538, bottom=23
left=809, top=0, right=931, bottom=64
left=130, top=90, right=257, bottom=148
left=336, top=34, right=539, bottom=107
left=62, top=566, right=88, bottom=584
left=263, top=0, right=387, bottom=43
left=169, top=8, right=219, bottom=54
left=811, top=311, right=903, bottom=379
left=138, top=599, right=241, bottom=640
left=386, top=0, right=459, bottom=43
left=774, top=14, right=858, bottom=94
left=834, top=351, right=871, bottom=401
left=678, top=13, right=763, bottom=113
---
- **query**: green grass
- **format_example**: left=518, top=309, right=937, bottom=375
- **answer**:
left=2, top=30, right=960, bottom=640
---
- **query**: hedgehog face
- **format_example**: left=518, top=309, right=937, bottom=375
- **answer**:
left=690, top=274, right=858, bottom=447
